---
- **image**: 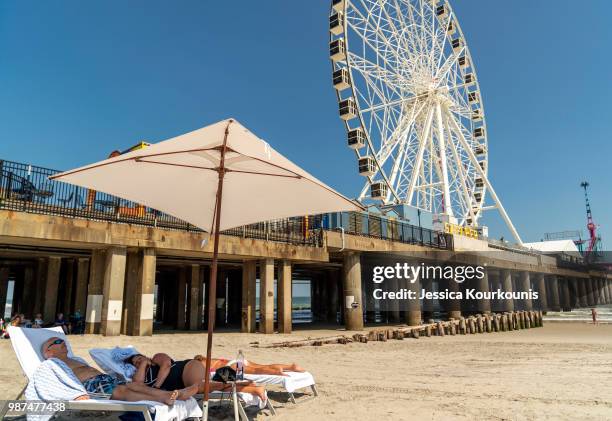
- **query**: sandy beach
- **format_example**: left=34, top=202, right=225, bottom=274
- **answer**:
left=1, top=322, right=611, bottom=420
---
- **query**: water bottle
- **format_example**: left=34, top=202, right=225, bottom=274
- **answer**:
left=236, top=350, right=245, bottom=381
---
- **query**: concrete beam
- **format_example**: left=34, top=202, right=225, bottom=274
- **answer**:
left=277, top=260, right=292, bottom=334
left=43, top=257, right=62, bottom=322
left=259, top=258, right=275, bottom=334
left=241, top=260, right=256, bottom=333
left=100, top=247, right=127, bottom=336
left=342, top=252, right=363, bottom=331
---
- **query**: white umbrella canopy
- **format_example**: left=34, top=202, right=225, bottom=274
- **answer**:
left=51, top=118, right=361, bottom=416
left=51, top=118, right=361, bottom=232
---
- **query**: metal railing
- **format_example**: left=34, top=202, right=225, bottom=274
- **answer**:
left=0, top=160, right=322, bottom=246
left=321, top=211, right=452, bottom=249
left=0, top=159, right=452, bottom=250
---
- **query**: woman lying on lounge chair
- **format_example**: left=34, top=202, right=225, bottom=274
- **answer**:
left=125, top=353, right=304, bottom=400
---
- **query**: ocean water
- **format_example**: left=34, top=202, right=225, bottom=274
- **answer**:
left=544, top=304, right=612, bottom=322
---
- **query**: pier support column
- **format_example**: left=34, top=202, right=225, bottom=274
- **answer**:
left=519, top=272, right=533, bottom=311
left=241, top=261, right=256, bottom=333
left=259, top=259, right=275, bottom=334
left=125, top=248, right=156, bottom=336
left=533, top=273, right=547, bottom=312
left=577, top=279, right=589, bottom=308
left=0, top=266, right=9, bottom=317
left=34, top=258, right=48, bottom=316
left=568, top=278, right=579, bottom=308
left=327, top=270, right=340, bottom=324
left=596, top=279, right=604, bottom=304
left=607, top=280, right=612, bottom=304
left=21, top=266, right=36, bottom=317
left=277, top=260, right=292, bottom=334
left=560, top=278, right=571, bottom=311
left=43, top=257, right=62, bottom=323
left=342, top=252, right=364, bottom=331
left=188, top=264, right=203, bottom=331
left=387, top=276, right=400, bottom=323
left=444, top=276, right=462, bottom=319
left=176, top=267, right=187, bottom=330
left=85, top=250, right=105, bottom=334
left=63, top=259, right=76, bottom=315
left=585, top=278, right=596, bottom=307
left=547, top=276, right=561, bottom=312
left=100, top=247, right=127, bottom=336
left=476, top=269, right=491, bottom=314
left=74, top=258, right=90, bottom=316
left=604, top=280, right=611, bottom=304
left=406, top=268, right=421, bottom=326
left=500, top=270, right=514, bottom=312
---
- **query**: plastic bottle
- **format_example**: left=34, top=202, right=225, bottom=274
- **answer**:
left=236, top=349, right=245, bottom=381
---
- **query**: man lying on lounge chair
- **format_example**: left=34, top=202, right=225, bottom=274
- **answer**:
left=41, top=337, right=198, bottom=405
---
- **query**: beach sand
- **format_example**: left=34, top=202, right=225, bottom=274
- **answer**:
left=1, top=322, right=611, bottom=420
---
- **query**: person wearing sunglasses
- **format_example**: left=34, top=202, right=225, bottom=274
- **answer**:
left=41, top=337, right=199, bottom=404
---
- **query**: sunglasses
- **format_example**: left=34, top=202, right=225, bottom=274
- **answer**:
left=47, top=339, right=64, bottom=350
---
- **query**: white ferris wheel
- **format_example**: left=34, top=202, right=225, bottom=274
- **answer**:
left=329, top=0, right=523, bottom=244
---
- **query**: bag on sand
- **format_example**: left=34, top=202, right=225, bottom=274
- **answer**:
left=212, top=366, right=237, bottom=383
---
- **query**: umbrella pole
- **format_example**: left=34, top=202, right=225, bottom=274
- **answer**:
left=202, top=121, right=231, bottom=419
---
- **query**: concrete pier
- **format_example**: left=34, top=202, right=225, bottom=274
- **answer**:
left=406, top=269, right=421, bottom=326
left=241, top=260, right=257, bottom=333
left=188, top=264, right=203, bottom=331
left=124, top=248, right=156, bottom=336
left=547, top=276, right=561, bottom=312
left=519, top=272, right=532, bottom=311
left=342, top=252, right=363, bottom=331
left=500, top=270, right=514, bottom=312
left=85, top=250, right=105, bottom=334
left=277, top=260, right=292, bottom=334
left=560, top=278, right=571, bottom=311
left=43, top=257, right=61, bottom=322
left=477, top=270, right=491, bottom=314
left=99, top=247, right=126, bottom=336
left=0, top=266, right=9, bottom=317
left=259, top=258, right=275, bottom=334
left=535, top=274, right=548, bottom=311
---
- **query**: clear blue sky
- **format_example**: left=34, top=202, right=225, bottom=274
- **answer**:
left=0, top=1, right=609, bottom=245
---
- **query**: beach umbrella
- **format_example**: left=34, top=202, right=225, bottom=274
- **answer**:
left=51, top=118, right=361, bottom=415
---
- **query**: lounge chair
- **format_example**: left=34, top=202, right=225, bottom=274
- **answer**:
left=3, top=327, right=202, bottom=421
left=242, top=371, right=318, bottom=404
left=89, top=346, right=276, bottom=421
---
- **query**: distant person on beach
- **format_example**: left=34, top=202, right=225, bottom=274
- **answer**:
left=591, top=308, right=598, bottom=324
left=33, top=313, right=44, bottom=328
left=54, top=312, right=70, bottom=334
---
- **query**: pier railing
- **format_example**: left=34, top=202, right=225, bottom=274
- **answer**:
left=0, top=159, right=451, bottom=250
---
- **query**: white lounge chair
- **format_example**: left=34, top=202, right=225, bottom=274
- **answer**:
left=89, top=346, right=276, bottom=421
left=242, top=371, right=318, bottom=404
left=4, top=327, right=202, bottom=421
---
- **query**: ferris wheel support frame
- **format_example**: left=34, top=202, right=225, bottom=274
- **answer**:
left=445, top=106, right=523, bottom=245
